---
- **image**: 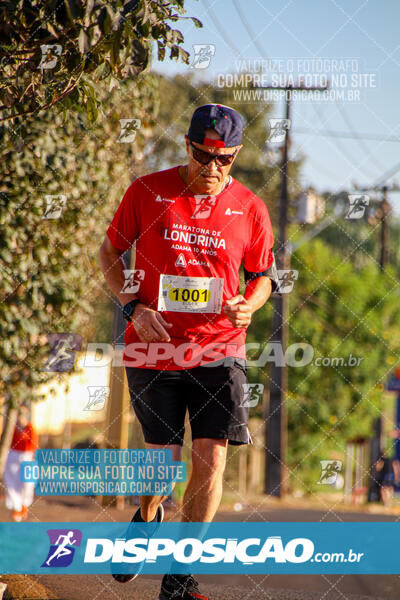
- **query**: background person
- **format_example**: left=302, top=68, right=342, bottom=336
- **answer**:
left=3, top=404, right=38, bottom=521
left=375, top=452, right=395, bottom=507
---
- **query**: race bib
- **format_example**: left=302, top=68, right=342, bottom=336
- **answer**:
left=157, top=274, right=224, bottom=313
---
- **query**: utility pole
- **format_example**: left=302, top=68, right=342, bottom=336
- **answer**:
left=355, top=184, right=400, bottom=271
left=380, top=185, right=389, bottom=270
left=263, top=84, right=328, bottom=497
left=105, top=248, right=132, bottom=509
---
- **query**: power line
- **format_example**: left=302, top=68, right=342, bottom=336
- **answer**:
left=336, top=101, right=385, bottom=173
left=293, top=128, right=400, bottom=143
left=219, top=0, right=389, bottom=188
left=308, top=157, right=342, bottom=181
left=372, top=160, right=400, bottom=188
left=230, top=0, right=387, bottom=184
left=231, top=0, right=268, bottom=59
left=311, top=102, right=370, bottom=177
left=203, top=0, right=242, bottom=57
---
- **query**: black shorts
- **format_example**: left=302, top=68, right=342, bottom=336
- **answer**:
left=125, top=360, right=251, bottom=446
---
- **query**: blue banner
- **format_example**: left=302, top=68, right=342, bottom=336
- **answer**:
left=0, top=522, right=399, bottom=574
left=20, top=449, right=186, bottom=496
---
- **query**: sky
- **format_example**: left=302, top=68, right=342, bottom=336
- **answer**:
left=153, top=0, right=400, bottom=205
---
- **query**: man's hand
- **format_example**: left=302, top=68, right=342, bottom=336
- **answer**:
left=131, top=304, right=173, bottom=342
left=223, top=295, right=254, bottom=328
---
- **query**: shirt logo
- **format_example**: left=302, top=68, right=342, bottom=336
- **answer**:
left=191, top=195, right=216, bottom=219
left=42, top=529, right=82, bottom=567
left=175, top=253, right=187, bottom=268
left=155, top=195, right=175, bottom=204
left=225, top=208, right=243, bottom=216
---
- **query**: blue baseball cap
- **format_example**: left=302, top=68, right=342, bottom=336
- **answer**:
left=188, top=104, right=244, bottom=148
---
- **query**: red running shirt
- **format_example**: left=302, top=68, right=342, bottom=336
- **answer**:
left=107, top=166, right=274, bottom=370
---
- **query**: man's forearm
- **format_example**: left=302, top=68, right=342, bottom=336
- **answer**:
left=99, top=244, right=138, bottom=306
left=244, top=276, right=272, bottom=312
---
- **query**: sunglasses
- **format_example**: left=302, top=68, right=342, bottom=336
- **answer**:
left=189, top=141, right=238, bottom=167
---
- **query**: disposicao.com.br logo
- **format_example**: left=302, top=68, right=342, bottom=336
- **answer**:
left=83, top=535, right=363, bottom=566
left=0, top=522, right=381, bottom=575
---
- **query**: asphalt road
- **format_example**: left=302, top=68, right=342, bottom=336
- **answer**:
left=28, top=574, right=393, bottom=600
left=0, top=497, right=398, bottom=600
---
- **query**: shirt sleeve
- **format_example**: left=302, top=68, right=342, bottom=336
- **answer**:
left=243, top=200, right=275, bottom=272
left=106, top=182, right=140, bottom=251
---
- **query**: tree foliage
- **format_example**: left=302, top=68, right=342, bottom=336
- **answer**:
left=248, top=235, right=400, bottom=493
left=0, top=0, right=200, bottom=417
left=0, top=75, right=160, bottom=409
left=0, top=0, right=201, bottom=122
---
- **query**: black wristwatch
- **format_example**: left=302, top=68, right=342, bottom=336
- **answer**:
left=122, top=299, right=141, bottom=322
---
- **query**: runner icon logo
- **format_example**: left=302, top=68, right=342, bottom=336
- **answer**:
left=42, top=529, right=82, bottom=567
left=277, top=270, right=298, bottom=294
left=42, top=333, right=82, bottom=372
left=268, top=119, right=291, bottom=144
left=43, top=194, right=67, bottom=219
left=117, top=119, right=141, bottom=143
left=240, top=383, right=264, bottom=407
left=121, top=269, right=145, bottom=294
left=190, top=44, right=216, bottom=70
left=345, top=194, right=370, bottom=219
left=318, top=460, right=342, bottom=485
left=38, top=44, right=62, bottom=69
left=84, top=386, right=110, bottom=411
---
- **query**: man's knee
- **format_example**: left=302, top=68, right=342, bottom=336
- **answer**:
left=191, top=438, right=228, bottom=480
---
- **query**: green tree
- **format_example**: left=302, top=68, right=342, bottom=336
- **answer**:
left=0, top=0, right=202, bottom=472
left=248, top=236, right=400, bottom=493
left=0, top=75, right=161, bottom=472
left=0, top=0, right=201, bottom=122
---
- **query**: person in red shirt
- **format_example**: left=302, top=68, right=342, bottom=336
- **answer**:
left=3, top=404, right=38, bottom=521
left=99, top=104, right=278, bottom=600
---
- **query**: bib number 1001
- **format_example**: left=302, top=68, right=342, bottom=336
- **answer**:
left=169, top=288, right=210, bottom=303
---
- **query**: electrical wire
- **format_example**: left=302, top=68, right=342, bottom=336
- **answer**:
left=336, top=100, right=386, bottom=173
left=293, top=128, right=400, bottom=142
left=203, top=0, right=242, bottom=57
left=232, top=0, right=268, bottom=59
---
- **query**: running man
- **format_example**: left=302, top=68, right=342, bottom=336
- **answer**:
left=99, top=104, right=278, bottom=600
left=45, top=531, right=77, bottom=566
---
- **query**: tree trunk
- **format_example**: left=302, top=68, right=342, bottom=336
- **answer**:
left=0, top=406, right=18, bottom=479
